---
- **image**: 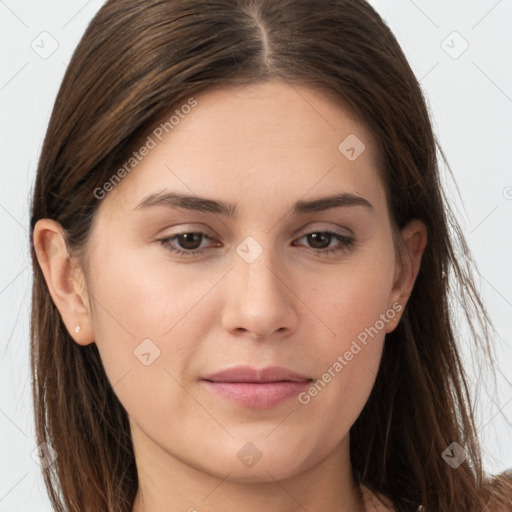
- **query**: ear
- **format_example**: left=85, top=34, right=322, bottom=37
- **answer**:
left=33, top=219, right=95, bottom=345
left=385, top=218, right=428, bottom=333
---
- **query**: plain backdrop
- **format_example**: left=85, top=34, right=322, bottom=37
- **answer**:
left=1, top=1, right=511, bottom=510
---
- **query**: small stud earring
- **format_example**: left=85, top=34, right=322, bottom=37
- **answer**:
left=75, top=325, right=81, bottom=333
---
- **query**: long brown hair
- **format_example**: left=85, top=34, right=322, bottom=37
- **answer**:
left=29, top=0, right=512, bottom=510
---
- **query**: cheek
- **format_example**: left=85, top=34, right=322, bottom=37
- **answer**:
left=85, top=245, right=227, bottom=404
left=294, top=301, right=387, bottom=461
left=88, top=243, right=217, bottom=342
left=312, top=239, right=396, bottom=345
left=84, top=252, right=221, bottom=441
left=295, top=242, right=395, bottom=434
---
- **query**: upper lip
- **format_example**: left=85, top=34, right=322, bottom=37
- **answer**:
left=202, top=365, right=312, bottom=383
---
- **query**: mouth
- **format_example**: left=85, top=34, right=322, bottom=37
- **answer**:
left=201, top=365, right=313, bottom=409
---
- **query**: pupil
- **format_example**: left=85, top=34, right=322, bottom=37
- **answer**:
left=180, top=233, right=201, bottom=249
left=308, top=232, right=330, bottom=249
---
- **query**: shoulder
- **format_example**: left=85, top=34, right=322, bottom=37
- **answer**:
left=360, top=484, right=425, bottom=512
left=360, top=472, right=512, bottom=511
left=360, top=484, right=399, bottom=512
left=481, top=470, right=512, bottom=511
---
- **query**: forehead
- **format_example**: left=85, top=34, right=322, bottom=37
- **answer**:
left=101, top=78, right=385, bottom=217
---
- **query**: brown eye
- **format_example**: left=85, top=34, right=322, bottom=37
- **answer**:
left=175, top=233, right=204, bottom=250
left=294, top=231, right=356, bottom=256
left=306, top=232, right=333, bottom=249
left=159, top=232, right=218, bottom=257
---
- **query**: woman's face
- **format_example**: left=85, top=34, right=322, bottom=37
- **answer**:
left=71, top=79, right=416, bottom=483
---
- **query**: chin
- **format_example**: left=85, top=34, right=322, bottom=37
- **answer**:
left=198, top=442, right=319, bottom=483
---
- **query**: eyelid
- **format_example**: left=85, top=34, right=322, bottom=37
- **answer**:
left=159, top=224, right=217, bottom=238
left=160, top=222, right=353, bottom=243
left=295, top=223, right=354, bottom=239
left=158, top=226, right=356, bottom=260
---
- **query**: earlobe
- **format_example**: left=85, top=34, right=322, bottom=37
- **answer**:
left=386, top=219, right=428, bottom=333
left=33, top=219, right=95, bottom=346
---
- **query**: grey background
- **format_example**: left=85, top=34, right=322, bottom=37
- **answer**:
left=1, top=0, right=511, bottom=509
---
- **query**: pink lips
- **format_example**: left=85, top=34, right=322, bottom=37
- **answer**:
left=201, top=366, right=312, bottom=409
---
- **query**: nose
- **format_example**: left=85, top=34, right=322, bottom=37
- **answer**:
left=221, top=243, right=298, bottom=341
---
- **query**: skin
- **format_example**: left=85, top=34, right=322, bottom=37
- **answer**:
left=34, top=78, right=427, bottom=512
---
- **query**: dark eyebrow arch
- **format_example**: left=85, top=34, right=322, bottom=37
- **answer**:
left=135, top=191, right=238, bottom=216
left=135, top=191, right=373, bottom=217
left=294, top=193, right=373, bottom=214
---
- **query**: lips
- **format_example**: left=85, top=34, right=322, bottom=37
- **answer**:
left=202, top=365, right=312, bottom=383
left=201, top=366, right=313, bottom=409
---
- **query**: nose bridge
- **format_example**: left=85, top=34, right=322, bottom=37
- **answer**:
left=222, top=233, right=296, bottom=338
left=256, top=259, right=285, bottom=297
left=235, top=234, right=286, bottom=304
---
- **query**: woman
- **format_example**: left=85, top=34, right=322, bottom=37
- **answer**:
left=29, top=0, right=512, bottom=510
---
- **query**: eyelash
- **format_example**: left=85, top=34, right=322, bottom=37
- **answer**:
left=158, top=230, right=356, bottom=258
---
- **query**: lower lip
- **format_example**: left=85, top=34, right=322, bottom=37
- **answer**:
left=202, top=380, right=311, bottom=408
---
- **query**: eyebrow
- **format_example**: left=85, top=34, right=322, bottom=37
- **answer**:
left=135, top=190, right=373, bottom=216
